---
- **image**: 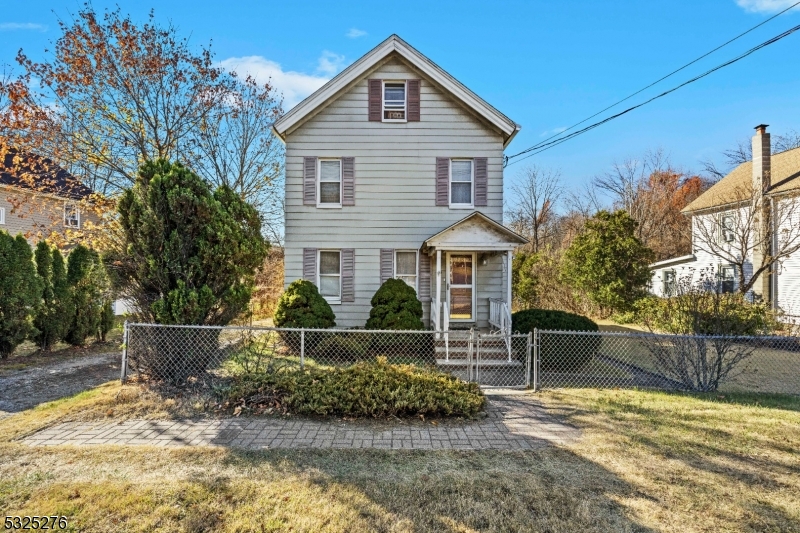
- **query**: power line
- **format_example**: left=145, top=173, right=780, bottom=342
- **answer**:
left=505, top=1, right=800, bottom=164
left=506, top=20, right=800, bottom=167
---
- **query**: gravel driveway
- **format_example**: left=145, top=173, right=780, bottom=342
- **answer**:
left=0, top=352, right=121, bottom=416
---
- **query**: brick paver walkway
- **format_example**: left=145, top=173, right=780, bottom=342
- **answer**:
left=22, top=392, right=580, bottom=450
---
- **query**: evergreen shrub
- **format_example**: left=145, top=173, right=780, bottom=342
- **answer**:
left=512, top=308, right=600, bottom=372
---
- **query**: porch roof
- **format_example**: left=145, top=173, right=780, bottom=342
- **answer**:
left=423, top=212, right=528, bottom=252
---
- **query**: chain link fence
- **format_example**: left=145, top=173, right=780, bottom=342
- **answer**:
left=535, top=330, right=800, bottom=394
left=122, top=323, right=531, bottom=389
left=122, top=323, right=799, bottom=394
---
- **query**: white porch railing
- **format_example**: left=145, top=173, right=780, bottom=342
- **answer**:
left=489, top=298, right=512, bottom=360
left=442, top=301, right=450, bottom=360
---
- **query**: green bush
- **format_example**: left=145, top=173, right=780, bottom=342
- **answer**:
left=365, top=278, right=424, bottom=330
left=98, top=300, right=115, bottom=342
left=226, top=357, right=485, bottom=418
left=314, top=332, right=371, bottom=362
left=66, top=245, right=107, bottom=346
left=32, top=241, right=73, bottom=350
left=512, top=308, right=600, bottom=372
left=0, top=231, right=42, bottom=358
left=274, top=280, right=336, bottom=329
left=638, top=293, right=778, bottom=335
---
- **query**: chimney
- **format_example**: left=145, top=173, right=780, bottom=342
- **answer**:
left=752, top=124, right=771, bottom=193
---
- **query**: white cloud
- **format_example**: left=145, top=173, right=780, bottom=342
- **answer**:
left=0, top=22, right=47, bottom=32
left=316, top=51, right=346, bottom=76
left=735, top=0, right=799, bottom=13
left=346, top=28, right=367, bottom=38
left=540, top=126, right=568, bottom=137
left=218, top=51, right=347, bottom=109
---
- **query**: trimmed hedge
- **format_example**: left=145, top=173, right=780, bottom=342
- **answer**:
left=366, top=278, right=424, bottom=330
left=274, top=280, right=336, bottom=329
left=512, top=308, right=600, bottom=372
left=226, top=357, right=485, bottom=418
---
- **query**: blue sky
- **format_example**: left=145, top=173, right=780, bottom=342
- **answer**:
left=1, top=0, right=799, bottom=197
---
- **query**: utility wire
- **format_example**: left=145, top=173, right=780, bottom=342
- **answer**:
left=505, top=1, right=800, bottom=164
left=506, top=21, right=800, bottom=167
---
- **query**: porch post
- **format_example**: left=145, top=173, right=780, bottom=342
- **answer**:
left=506, top=250, right=513, bottom=308
left=435, top=249, right=442, bottom=330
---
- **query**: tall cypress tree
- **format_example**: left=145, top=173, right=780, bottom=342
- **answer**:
left=32, top=242, right=74, bottom=350
left=66, top=245, right=103, bottom=346
left=0, top=232, right=41, bottom=358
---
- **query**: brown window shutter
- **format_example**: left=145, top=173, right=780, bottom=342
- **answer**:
left=474, top=157, right=488, bottom=207
left=341, top=249, right=355, bottom=302
left=436, top=157, right=450, bottom=206
left=407, top=79, right=420, bottom=121
left=303, top=157, right=317, bottom=205
left=418, top=252, right=431, bottom=302
left=380, top=249, right=394, bottom=285
left=303, top=248, right=318, bottom=282
left=368, top=79, right=382, bottom=121
left=342, top=157, right=355, bottom=206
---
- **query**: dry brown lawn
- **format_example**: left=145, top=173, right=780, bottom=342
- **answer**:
left=1, top=384, right=798, bottom=532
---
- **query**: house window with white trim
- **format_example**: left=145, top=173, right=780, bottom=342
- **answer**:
left=383, top=81, right=406, bottom=121
left=450, top=159, right=473, bottom=207
left=663, top=269, right=676, bottom=297
left=395, top=250, right=417, bottom=290
left=64, top=204, right=80, bottom=228
left=0, top=207, right=5, bottom=225
left=720, top=212, right=735, bottom=243
left=719, top=265, right=735, bottom=294
left=318, top=159, right=342, bottom=207
left=318, top=250, right=341, bottom=301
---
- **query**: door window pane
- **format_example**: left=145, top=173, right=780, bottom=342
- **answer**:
left=450, top=255, right=472, bottom=285
left=450, top=288, right=472, bottom=319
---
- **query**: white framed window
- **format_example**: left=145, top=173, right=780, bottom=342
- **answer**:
left=64, top=204, right=80, bottom=228
left=450, top=159, right=473, bottom=208
left=719, top=265, right=735, bottom=294
left=318, top=250, right=342, bottom=301
left=720, top=212, right=735, bottom=243
left=0, top=207, right=5, bottom=225
left=317, top=159, right=342, bottom=208
left=383, top=81, right=406, bottom=121
left=663, top=269, right=676, bottom=297
left=395, top=250, right=418, bottom=291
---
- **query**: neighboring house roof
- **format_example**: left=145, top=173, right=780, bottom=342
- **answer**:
left=682, top=146, right=800, bottom=214
left=424, top=212, right=528, bottom=252
left=1, top=147, right=93, bottom=200
left=649, top=254, right=696, bottom=269
left=273, top=34, right=521, bottom=146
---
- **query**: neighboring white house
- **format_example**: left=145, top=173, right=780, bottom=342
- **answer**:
left=273, top=35, right=527, bottom=330
left=650, top=124, right=800, bottom=319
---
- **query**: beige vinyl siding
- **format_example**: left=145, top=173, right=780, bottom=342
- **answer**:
left=0, top=187, right=94, bottom=243
left=284, top=56, right=506, bottom=328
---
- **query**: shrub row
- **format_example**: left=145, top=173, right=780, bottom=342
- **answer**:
left=225, top=357, right=485, bottom=418
left=0, top=232, right=115, bottom=358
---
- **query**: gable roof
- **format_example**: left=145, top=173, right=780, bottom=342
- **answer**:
left=1, top=147, right=93, bottom=200
left=682, top=146, right=800, bottom=214
left=424, top=211, right=528, bottom=252
left=273, top=35, right=521, bottom=146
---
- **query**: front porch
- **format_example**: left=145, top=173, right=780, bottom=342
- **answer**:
left=422, top=212, right=528, bottom=337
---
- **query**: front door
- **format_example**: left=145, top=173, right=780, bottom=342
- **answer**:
left=448, top=253, right=475, bottom=321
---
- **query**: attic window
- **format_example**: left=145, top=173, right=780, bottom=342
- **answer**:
left=383, top=81, right=406, bottom=121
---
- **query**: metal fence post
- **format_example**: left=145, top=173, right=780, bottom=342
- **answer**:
left=300, top=329, right=305, bottom=369
left=532, top=328, right=539, bottom=392
left=120, top=320, right=129, bottom=384
left=526, top=331, right=532, bottom=389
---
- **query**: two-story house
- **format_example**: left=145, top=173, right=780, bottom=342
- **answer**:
left=0, top=146, right=94, bottom=243
left=650, top=124, right=800, bottom=320
left=273, top=35, right=527, bottom=331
